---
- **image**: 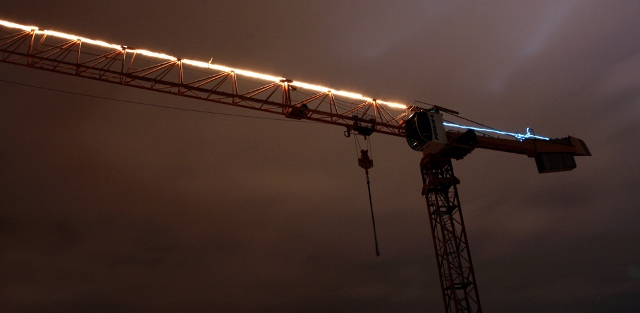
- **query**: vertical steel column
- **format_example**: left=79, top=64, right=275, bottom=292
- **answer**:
left=421, top=155, right=481, bottom=313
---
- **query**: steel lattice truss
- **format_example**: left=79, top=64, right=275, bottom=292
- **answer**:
left=421, top=156, right=482, bottom=313
left=0, top=28, right=409, bottom=137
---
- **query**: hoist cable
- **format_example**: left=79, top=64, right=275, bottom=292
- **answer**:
left=365, top=169, right=380, bottom=257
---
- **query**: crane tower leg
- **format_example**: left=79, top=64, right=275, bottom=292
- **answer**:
left=421, top=155, right=482, bottom=313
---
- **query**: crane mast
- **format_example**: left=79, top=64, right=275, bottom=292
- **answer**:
left=0, top=21, right=591, bottom=313
left=421, top=154, right=481, bottom=312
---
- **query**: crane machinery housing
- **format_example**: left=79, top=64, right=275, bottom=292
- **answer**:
left=0, top=20, right=591, bottom=313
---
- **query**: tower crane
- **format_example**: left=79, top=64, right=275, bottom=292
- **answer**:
left=0, top=20, right=591, bottom=313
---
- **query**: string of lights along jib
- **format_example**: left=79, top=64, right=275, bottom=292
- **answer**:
left=0, top=19, right=591, bottom=313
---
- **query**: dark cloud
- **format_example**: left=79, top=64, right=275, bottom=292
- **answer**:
left=1, top=1, right=639, bottom=312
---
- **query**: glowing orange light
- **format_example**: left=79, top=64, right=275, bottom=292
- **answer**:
left=132, top=49, right=176, bottom=61
left=0, top=20, right=38, bottom=31
left=32, top=29, right=120, bottom=50
left=0, top=19, right=408, bottom=110
left=289, top=81, right=371, bottom=101
left=377, top=100, right=408, bottom=110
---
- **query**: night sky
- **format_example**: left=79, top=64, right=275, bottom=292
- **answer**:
left=1, top=1, right=639, bottom=312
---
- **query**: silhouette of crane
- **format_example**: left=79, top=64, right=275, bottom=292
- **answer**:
left=0, top=20, right=591, bottom=313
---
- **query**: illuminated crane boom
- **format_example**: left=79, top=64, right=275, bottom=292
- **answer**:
left=0, top=20, right=409, bottom=137
left=0, top=20, right=591, bottom=313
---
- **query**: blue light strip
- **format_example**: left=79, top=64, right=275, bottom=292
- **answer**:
left=443, top=122, right=549, bottom=141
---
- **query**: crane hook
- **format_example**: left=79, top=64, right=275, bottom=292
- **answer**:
left=358, top=149, right=373, bottom=170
